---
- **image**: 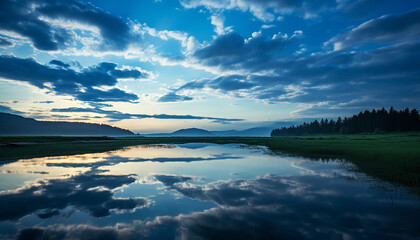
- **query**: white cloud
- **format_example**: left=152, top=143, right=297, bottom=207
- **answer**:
left=181, top=0, right=335, bottom=22
left=261, top=24, right=275, bottom=29
left=210, top=15, right=232, bottom=35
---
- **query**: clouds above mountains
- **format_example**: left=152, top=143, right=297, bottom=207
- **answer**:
left=0, top=0, right=419, bottom=123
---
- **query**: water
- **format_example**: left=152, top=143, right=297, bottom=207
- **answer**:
left=0, top=143, right=419, bottom=240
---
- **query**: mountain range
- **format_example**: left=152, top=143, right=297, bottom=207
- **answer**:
left=0, top=112, right=296, bottom=137
left=0, top=112, right=134, bottom=136
left=144, top=122, right=295, bottom=137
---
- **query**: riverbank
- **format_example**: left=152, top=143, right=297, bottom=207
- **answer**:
left=1, top=133, right=419, bottom=191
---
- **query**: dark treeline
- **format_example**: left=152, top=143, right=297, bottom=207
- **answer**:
left=271, top=107, right=420, bottom=136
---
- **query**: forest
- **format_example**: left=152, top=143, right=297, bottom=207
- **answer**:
left=271, top=107, right=420, bottom=136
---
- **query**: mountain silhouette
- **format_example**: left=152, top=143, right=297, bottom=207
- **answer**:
left=143, top=122, right=296, bottom=137
left=171, top=128, right=215, bottom=136
left=0, top=112, right=134, bottom=136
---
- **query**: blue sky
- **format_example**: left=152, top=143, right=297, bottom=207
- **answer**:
left=0, top=0, right=419, bottom=133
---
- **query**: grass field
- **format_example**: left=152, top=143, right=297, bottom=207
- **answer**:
left=1, top=133, right=419, bottom=192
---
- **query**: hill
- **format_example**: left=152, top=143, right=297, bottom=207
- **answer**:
left=212, top=127, right=275, bottom=137
left=0, top=112, right=134, bottom=136
left=171, top=128, right=214, bottom=136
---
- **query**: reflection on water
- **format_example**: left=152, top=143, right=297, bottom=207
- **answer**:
left=0, top=143, right=419, bottom=240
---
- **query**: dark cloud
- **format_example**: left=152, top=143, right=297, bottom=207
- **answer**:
left=0, top=105, right=23, bottom=115
left=0, top=55, right=141, bottom=103
left=193, top=32, right=294, bottom=71
left=328, top=8, right=420, bottom=50
left=0, top=0, right=133, bottom=51
left=15, top=173, right=420, bottom=240
left=76, top=88, right=138, bottom=102
left=0, top=37, right=13, bottom=47
left=110, top=69, right=143, bottom=79
left=337, top=0, right=388, bottom=18
left=154, top=175, right=193, bottom=187
left=0, top=0, right=70, bottom=51
left=154, top=174, right=420, bottom=239
left=167, top=23, right=420, bottom=115
left=37, top=209, right=60, bottom=219
left=154, top=9, right=420, bottom=115
left=157, top=92, right=193, bottom=102
left=51, top=106, right=244, bottom=122
left=174, top=75, right=256, bottom=96
left=0, top=170, right=148, bottom=221
left=208, top=75, right=255, bottom=91
left=49, top=59, right=70, bottom=68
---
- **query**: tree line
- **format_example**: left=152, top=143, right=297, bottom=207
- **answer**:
left=271, top=107, right=420, bottom=136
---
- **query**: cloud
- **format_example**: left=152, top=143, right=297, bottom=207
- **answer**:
left=154, top=174, right=193, bottom=187
left=14, top=173, right=420, bottom=240
left=261, top=24, right=275, bottom=29
left=0, top=37, right=13, bottom=47
left=163, top=23, right=420, bottom=115
left=0, top=0, right=134, bottom=51
left=153, top=173, right=420, bottom=239
left=51, top=106, right=244, bottom=122
left=0, top=105, right=23, bottom=115
left=157, top=92, right=193, bottom=102
left=0, top=170, right=149, bottom=221
left=337, top=0, right=388, bottom=18
left=180, top=0, right=336, bottom=21
left=192, top=31, right=295, bottom=72
left=326, top=8, right=420, bottom=50
left=210, top=14, right=232, bottom=35
left=49, top=59, right=70, bottom=68
left=164, top=75, right=257, bottom=102
left=0, top=55, right=142, bottom=103
left=181, top=75, right=256, bottom=92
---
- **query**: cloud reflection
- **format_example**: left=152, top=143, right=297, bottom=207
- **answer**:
left=16, top=173, right=419, bottom=239
left=0, top=170, right=148, bottom=221
left=45, top=154, right=241, bottom=168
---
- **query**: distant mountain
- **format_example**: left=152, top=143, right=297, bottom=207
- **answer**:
left=0, top=112, right=134, bottom=136
left=212, top=127, right=276, bottom=137
left=171, top=128, right=214, bottom=136
left=144, top=122, right=296, bottom=137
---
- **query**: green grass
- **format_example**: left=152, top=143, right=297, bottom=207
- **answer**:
left=1, top=133, right=419, bottom=191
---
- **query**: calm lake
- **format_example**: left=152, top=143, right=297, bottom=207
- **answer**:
left=0, top=143, right=419, bottom=240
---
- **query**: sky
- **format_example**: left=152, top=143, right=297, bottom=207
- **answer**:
left=0, top=0, right=419, bottom=133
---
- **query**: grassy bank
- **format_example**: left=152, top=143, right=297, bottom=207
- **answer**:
left=1, top=134, right=419, bottom=191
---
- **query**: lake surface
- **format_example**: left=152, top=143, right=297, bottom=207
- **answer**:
left=0, top=143, right=419, bottom=240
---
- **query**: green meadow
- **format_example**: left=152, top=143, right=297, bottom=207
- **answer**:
left=1, top=133, right=419, bottom=192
